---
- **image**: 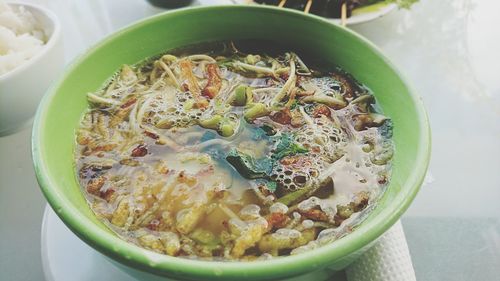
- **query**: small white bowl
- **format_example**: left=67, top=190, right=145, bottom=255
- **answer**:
left=0, top=2, right=64, bottom=136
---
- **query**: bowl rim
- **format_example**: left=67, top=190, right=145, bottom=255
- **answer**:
left=0, top=1, right=62, bottom=81
left=32, top=4, right=431, bottom=279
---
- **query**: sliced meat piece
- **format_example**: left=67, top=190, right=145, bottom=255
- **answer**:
left=201, top=64, right=222, bottom=99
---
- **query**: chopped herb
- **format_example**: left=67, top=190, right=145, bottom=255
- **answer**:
left=272, top=133, right=309, bottom=160
left=266, top=181, right=277, bottom=192
left=226, top=149, right=272, bottom=180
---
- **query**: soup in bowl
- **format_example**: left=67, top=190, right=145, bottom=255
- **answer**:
left=33, top=5, right=430, bottom=281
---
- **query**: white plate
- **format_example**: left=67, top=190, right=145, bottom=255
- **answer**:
left=41, top=206, right=140, bottom=281
left=332, top=2, right=397, bottom=25
left=211, top=1, right=398, bottom=25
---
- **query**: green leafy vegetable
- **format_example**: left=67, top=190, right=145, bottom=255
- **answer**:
left=251, top=125, right=276, bottom=140
left=272, top=133, right=308, bottom=160
left=266, top=181, right=277, bottom=192
left=226, top=149, right=273, bottom=180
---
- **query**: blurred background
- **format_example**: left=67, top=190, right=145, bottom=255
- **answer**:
left=1, top=0, right=499, bottom=280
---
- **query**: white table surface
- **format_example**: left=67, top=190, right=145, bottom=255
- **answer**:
left=1, top=0, right=499, bottom=280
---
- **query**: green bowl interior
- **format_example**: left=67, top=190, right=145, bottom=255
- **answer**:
left=33, top=5, right=430, bottom=281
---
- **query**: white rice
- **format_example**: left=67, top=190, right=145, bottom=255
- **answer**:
left=0, top=2, right=46, bottom=76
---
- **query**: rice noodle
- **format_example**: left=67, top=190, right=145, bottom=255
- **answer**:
left=87, top=92, right=121, bottom=106
left=233, top=61, right=275, bottom=76
left=159, top=60, right=180, bottom=88
left=272, top=58, right=296, bottom=105
left=187, top=54, right=216, bottom=63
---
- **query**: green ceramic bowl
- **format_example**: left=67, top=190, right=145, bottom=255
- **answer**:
left=32, top=5, right=430, bottom=281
